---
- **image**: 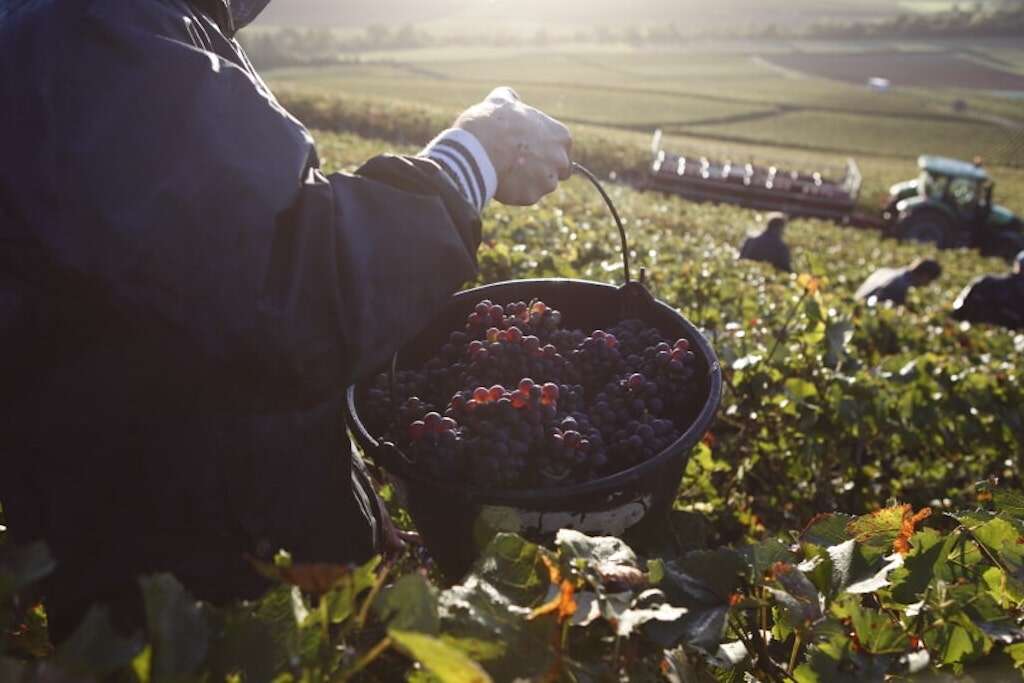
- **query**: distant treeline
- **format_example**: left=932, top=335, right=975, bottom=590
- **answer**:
left=794, top=2, right=1024, bottom=40
left=239, top=4, right=1024, bottom=70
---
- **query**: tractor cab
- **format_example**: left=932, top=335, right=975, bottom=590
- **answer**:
left=917, top=157, right=992, bottom=222
left=886, top=156, right=1023, bottom=260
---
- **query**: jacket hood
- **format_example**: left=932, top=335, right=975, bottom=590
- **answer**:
left=231, top=0, right=271, bottom=29
left=192, top=0, right=270, bottom=35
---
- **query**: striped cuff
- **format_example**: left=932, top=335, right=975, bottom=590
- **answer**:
left=421, top=128, right=497, bottom=213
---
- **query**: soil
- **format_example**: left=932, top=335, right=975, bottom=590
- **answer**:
left=762, top=50, right=1024, bottom=91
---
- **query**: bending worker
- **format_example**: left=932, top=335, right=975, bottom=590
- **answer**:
left=739, top=212, right=792, bottom=272
left=855, top=258, right=942, bottom=306
left=0, top=0, right=572, bottom=637
left=952, top=251, right=1024, bottom=330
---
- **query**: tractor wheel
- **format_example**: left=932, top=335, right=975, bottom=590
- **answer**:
left=896, top=211, right=956, bottom=249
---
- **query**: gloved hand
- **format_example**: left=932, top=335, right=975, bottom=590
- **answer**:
left=454, top=87, right=573, bottom=206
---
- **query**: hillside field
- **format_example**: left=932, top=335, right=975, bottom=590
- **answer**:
left=266, top=40, right=1024, bottom=173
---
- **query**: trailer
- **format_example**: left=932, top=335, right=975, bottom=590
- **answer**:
left=643, top=130, right=863, bottom=223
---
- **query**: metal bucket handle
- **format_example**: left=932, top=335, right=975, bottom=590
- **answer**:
left=382, top=162, right=645, bottom=464
left=571, top=161, right=631, bottom=284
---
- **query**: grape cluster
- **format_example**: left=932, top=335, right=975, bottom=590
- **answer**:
left=464, top=326, right=571, bottom=388
left=364, top=299, right=702, bottom=490
left=568, top=329, right=624, bottom=395
left=541, top=412, right=608, bottom=486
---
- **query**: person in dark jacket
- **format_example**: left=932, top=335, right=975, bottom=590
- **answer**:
left=739, top=213, right=792, bottom=272
left=855, top=258, right=942, bottom=305
left=0, top=0, right=572, bottom=637
left=952, top=251, right=1024, bottom=329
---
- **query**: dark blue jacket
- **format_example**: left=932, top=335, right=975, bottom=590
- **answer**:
left=0, top=0, right=479, bottom=632
left=855, top=267, right=913, bottom=305
left=952, top=274, right=1024, bottom=329
left=739, top=228, right=791, bottom=272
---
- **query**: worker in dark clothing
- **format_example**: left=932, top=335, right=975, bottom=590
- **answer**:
left=952, top=251, right=1024, bottom=329
left=0, top=0, right=572, bottom=638
left=739, top=213, right=792, bottom=272
left=855, top=258, right=942, bottom=305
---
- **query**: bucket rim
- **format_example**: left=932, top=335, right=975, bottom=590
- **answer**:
left=345, top=277, right=722, bottom=506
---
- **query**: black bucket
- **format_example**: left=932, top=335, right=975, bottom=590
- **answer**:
left=344, top=166, right=722, bottom=579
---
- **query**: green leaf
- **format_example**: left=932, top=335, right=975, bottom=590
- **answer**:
left=374, top=574, right=440, bottom=634
left=139, top=574, right=211, bottom=682
left=0, top=541, right=55, bottom=599
left=439, top=636, right=506, bottom=663
left=801, top=514, right=855, bottom=547
left=133, top=646, right=152, bottom=682
left=205, top=606, right=281, bottom=682
left=741, top=538, right=797, bottom=584
left=614, top=600, right=687, bottom=638
left=1006, top=642, right=1024, bottom=671
left=824, top=539, right=891, bottom=596
left=824, top=318, right=854, bottom=368
left=55, top=605, right=144, bottom=677
left=794, top=633, right=890, bottom=683
left=646, top=548, right=746, bottom=651
left=471, top=533, right=547, bottom=605
left=845, top=553, right=903, bottom=595
left=555, top=529, right=638, bottom=568
left=389, top=629, right=492, bottom=683
left=784, top=378, right=818, bottom=403
left=845, top=600, right=909, bottom=655
left=846, top=506, right=906, bottom=554
left=971, top=517, right=1024, bottom=567
left=256, top=586, right=323, bottom=667
left=439, top=535, right=555, bottom=680
left=323, top=555, right=380, bottom=625
left=770, top=563, right=822, bottom=629
left=647, top=558, right=665, bottom=586
left=889, top=528, right=957, bottom=604
left=993, top=488, right=1024, bottom=521
left=922, top=611, right=990, bottom=666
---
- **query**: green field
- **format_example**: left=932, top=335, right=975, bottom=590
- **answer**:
left=267, top=41, right=1024, bottom=170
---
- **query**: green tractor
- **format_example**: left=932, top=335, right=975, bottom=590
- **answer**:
left=883, top=156, right=1024, bottom=260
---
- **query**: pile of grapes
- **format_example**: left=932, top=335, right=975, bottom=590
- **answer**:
left=364, top=299, right=702, bottom=490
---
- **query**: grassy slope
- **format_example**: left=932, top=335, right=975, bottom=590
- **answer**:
left=267, top=44, right=1024, bottom=167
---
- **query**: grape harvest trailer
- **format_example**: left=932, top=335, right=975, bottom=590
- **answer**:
left=644, top=130, right=863, bottom=222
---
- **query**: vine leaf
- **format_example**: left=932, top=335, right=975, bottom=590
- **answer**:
left=249, top=557, right=368, bottom=595
left=846, top=504, right=930, bottom=556
left=389, top=629, right=492, bottom=683
left=769, top=562, right=822, bottom=628
left=139, top=574, right=210, bottom=682
left=646, top=548, right=747, bottom=652
left=845, top=599, right=909, bottom=655
left=55, top=606, right=144, bottom=677
left=801, top=513, right=855, bottom=547
left=890, top=528, right=956, bottom=605
left=374, top=573, right=440, bottom=634
left=922, top=612, right=991, bottom=666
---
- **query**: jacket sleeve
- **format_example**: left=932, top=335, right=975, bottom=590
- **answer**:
left=48, top=0, right=481, bottom=404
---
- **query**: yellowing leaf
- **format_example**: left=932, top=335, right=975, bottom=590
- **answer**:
left=389, top=629, right=492, bottom=683
left=528, top=580, right=577, bottom=622
left=248, top=555, right=381, bottom=594
left=797, top=273, right=821, bottom=295
left=846, top=504, right=931, bottom=556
